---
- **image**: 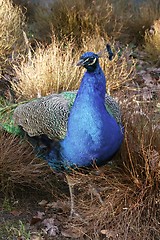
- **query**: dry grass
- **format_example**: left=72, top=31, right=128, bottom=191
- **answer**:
left=102, top=44, right=136, bottom=92
left=27, top=0, right=122, bottom=44
left=144, top=19, right=160, bottom=64
left=0, top=98, right=159, bottom=239
left=80, top=37, right=136, bottom=92
left=12, top=37, right=81, bottom=99
left=12, top=36, right=136, bottom=100
left=0, top=131, right=62, bottom=195
left=14, top=0, right=160, bottom=46
left=114, top=0, right=160, bottom=43
left=0, top=0, right=26, bottom=70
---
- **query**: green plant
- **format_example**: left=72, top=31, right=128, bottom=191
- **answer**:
left=2, top=197, right=12, bottom=211
left=5, top=220, right=30, bottom=240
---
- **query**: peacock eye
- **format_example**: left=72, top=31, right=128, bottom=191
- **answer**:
left=87, top=57, right=97, bottom=65
left=89, top=58, right=94, bottom=62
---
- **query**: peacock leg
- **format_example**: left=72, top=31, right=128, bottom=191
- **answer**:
left=65, top=174, right=76, bottom=217
left=65, top=174, right=89, bottom=224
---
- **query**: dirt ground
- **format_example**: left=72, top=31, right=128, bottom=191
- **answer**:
left=0, top=185, right=88, bottom=240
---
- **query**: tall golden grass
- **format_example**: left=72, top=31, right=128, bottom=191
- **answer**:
left=12, top=36, right=136, bottom=100
left=0, top=0, right=26, bottom=69
left=12, top=37, right=81, bottom=99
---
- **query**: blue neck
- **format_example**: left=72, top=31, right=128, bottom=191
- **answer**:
left=76, top=64, right=106, bottom=102
left=45, top=62, right=123, bottom=170
left=61, top=64, right=119, bottom=166
left=71, top=65, right=106, bottom=113
left=67, top=64, right=107, bottom=137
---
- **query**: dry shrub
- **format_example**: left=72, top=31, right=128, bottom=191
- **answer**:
left=0, top=131, right=62, bottom=195
left=12, top=38, right=82, bottom=99
left=49, top=0, right=122, bottom=42
left=24, top=0, right=160, bottom=45
left=3, top=0, right=159, bottom=53
left=0, top=0, right=26, bottom=69
left=68, top=101, right=160, bottom=239
left=26, top=0, right=122, bottom=44
left=110, top=0, right=160, bottom=43
left=144, top=19, right=160, bottom=64
left=12, top=36, right=136, bottom=100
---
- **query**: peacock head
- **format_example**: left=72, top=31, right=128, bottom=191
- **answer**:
left=76, top=52, right=99, bottom=72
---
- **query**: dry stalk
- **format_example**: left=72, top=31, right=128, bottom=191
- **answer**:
left=0, top=0, right=26, bottom=69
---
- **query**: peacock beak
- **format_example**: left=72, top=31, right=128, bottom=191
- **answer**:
left=76, top=59, right=84, bottom=66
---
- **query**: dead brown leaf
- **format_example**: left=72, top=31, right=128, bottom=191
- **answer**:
left=42, top=218, right=59, bottom=237
left=30, top=211, right=45, bottom=225
left=38, top=200, right=48, bottom=207
left=101, top=229, right=118, bottom=238
left=61, top=226, right=84, bottom=238
left=10, top=209, right=22, bottom=216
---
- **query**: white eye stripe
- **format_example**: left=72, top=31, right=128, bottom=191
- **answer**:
left=87, top=58, right=97, bottom=66
left=82, top=58, right=90, bottom=64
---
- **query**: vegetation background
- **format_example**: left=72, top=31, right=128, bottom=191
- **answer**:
left=0, top=0, right=160, bottom=239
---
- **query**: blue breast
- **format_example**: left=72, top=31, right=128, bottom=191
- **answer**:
left=59, top=64, right=124, bottom=168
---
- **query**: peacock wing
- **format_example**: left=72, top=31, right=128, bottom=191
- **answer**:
left=104, top=94, right=122, bottom=124
left=13, top=93, right=72, bottom=140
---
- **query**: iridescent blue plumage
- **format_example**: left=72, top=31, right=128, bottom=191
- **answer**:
left=44, top=51, right=124, bottom=170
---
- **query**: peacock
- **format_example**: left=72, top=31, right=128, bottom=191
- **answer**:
left=0, top=45, right=124, bottom=216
